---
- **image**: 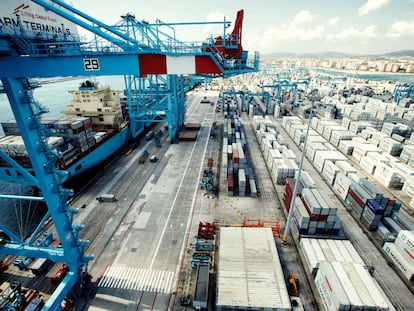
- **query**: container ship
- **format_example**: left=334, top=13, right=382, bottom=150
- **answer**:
left=0, top=80, right=131, bottom=184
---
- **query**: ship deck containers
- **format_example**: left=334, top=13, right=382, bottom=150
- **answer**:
left=331, top=261, right=364, bottom=310
left=216, top=227, right=291, bottom=311
left=352, top=263, right=390, bottom=310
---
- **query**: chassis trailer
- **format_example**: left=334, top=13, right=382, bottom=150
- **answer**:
left=96, top=194, right=117, bottom=203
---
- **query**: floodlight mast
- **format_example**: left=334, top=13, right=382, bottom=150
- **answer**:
left=282, top=105, right=314, bottom=245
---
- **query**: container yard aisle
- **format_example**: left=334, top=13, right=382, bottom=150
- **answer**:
left=270, top=115, right=414, bottom=310
left=240, top=113, right=319, bottom=310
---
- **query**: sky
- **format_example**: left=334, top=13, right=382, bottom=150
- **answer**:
left=66, top=0, right=414, bottom=55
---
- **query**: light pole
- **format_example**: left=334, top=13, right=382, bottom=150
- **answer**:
left=282, top=96, right=314, bottom=245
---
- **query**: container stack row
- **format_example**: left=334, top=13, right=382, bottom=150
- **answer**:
left=281, top=115, right=412, bottom=240
left=284, top=178, right=342, bottom=237
left=299, top=237, right=392, bottom=311
left=222, top=96, right=256, bottom=197
left=283, top=114, right=414, bottom=202
left=254, top=115, right=299, bottom=185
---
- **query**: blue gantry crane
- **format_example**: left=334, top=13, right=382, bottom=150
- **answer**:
left=0, top=1, right=258, bottom=309
left=393, top=83, right=414, bottom=105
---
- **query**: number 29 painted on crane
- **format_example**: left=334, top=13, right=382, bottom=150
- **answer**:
left=83, top=58, right=100, bottom=71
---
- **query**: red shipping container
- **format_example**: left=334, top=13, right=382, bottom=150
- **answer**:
left=348, top=188, right=365, bottom=208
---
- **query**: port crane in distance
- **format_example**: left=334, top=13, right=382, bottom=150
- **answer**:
left=0, top=0, right=259, bottom=309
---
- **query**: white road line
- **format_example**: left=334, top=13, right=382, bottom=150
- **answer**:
left=149, top=132, right=203, bottom=270
left=98, top=266, right=175, bottom=293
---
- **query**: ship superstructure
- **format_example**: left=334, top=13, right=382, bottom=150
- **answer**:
left=64, top=81, right=127, bottom=131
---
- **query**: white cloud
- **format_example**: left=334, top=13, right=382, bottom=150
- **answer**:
left=358, top=0, right=390, bottom=16
left=203, top=11, right=230, bottom=36
left=331, top=25, right=378, bottom=41
left=253, top=10, right=323, bottom=52
left=262, top=24, right=325, bottom=43
left=387, top=20, right=414, bottom=37
left=293, top=10, right=315, bottom=24
left=328, top=17, right=339, bottom=25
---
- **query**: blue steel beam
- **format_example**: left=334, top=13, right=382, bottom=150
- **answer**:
left=0, top=54, right=141, bottom=78
left=0, top=53, right=257, bottom=78
left=1, top=77, right=92, bottom=311
left=126, top=75, right=187, bottom=140
left=31, top=0, right=139, bottom=49
left=44, top=271, right=80, bottom=310
left=0, top=242, right=64, bottom=260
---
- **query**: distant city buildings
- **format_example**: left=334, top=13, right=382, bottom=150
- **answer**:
left=262, top=56, right=414, bottom=74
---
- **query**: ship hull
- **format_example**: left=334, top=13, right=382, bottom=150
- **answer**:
left=0, top=126, right=130, bottom=186
left=66, top=126, right=130, bottom=178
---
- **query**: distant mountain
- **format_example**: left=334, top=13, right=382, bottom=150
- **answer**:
left=263, top=50, right=414, bottom=58
left=262, top=52, right=297, bottom=58
left=382, top=50, right=414, bottom=57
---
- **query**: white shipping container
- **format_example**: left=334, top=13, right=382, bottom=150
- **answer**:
left=333, top=172, right=352, bottom=201
left=373, top=162, right=404, bottom=189
left=359, top=155, right=377, bottom=175
left=300, top=238, right=319, bottom=272
left=310, top=238, right=327, bottom=263
left=342, top=240, right=364, bottom=265
left=294, top=199, right=310, bottom=227
left=352, top=263, right=390, bottom=311
left=395, top=230, right=414, bottom=256
left=331, top=261, right=364, bottom=310
left=340, top=262, right=385, bottom=310
left=383, top=242, right=414, bottom=282
left=335, top=161, right=357, bottom=176
left=315, top=261, right=351, bottom=311
left=322, top=160, right=339, bottom=185
left=338, top=140, right=354, bottom=155
left=302, top=188, right=321, bottom=215
left=317, top=239, right=336, bottom=262
left=324, top=239, right=345, bottom=262
left=314, top=150, right=347, bottom=173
